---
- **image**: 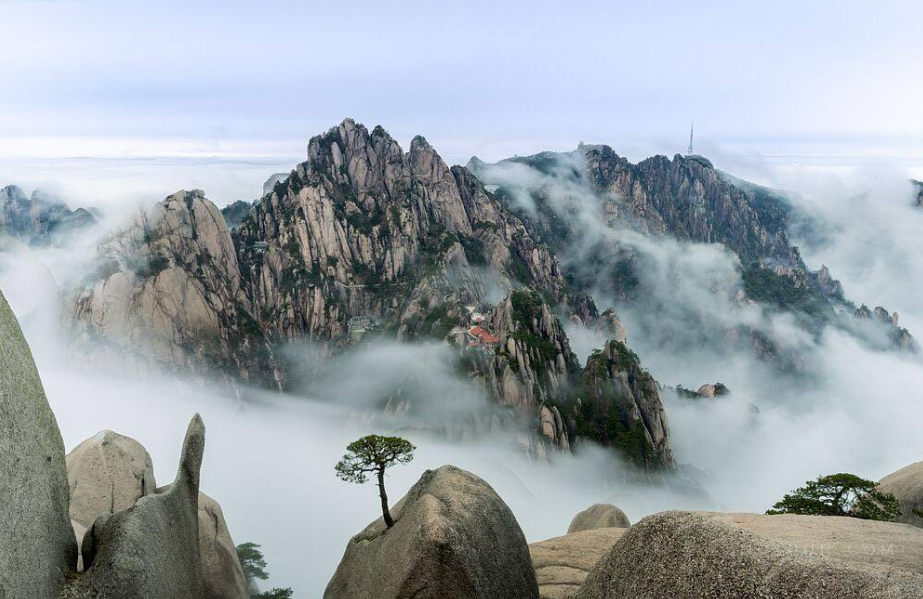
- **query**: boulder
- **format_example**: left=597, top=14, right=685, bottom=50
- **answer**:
left=64, top=427, right=248, bottom=597
left=567, top=504, right=631, bottom=534
left=880, top=460, right=923, bottom=528
left=199, top=491, right=249, bottom=599
left=578, top=511, right=923, bottom=599
left=529, top=528, right=625, bottom=599
left=324, top=465, right=539, bottom=599
left=0, top=288, right=77, bottom=598
left=66, top=430, right=157, bottom=550
left=62, top=416, right=207, bottom=598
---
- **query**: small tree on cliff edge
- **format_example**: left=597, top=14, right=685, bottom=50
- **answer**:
left=335, top=434, right=416, bottom=528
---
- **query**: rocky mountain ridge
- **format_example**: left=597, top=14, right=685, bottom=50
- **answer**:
left=468, top=148, right=914, bottom=357
left=7, top=119, right=914, bottom=471
left=51, top=120, right=664, bottom=468
left=0, top=185, right=96, bottom=246
left=233, top=119, right=579, bottom=346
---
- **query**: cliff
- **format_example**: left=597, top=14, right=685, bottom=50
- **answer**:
left=66, top=190, right=282, bottom=387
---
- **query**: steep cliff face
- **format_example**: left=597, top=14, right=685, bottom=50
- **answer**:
left=66, top=190, right=281, bottom=387
left=574, top=341, right=674, bottom=469
left=234, top=119, right=574, bottom=344
left=914, top=180, right=923, bottom=207
left=0, top=185, right=96, bottom=246
left=583, top=149, right=799, bottom=269
left=476, top=289, right=673, bottom=469
left=484, top=290, right=579, bottom=415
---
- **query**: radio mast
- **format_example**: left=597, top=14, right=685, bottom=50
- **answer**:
left=687, top=122, right=694, bottom=155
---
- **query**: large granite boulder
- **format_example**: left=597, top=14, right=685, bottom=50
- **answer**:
left=578, top=511, right=923, bottom=599
left=324, top=465, right=539, bottom=599
left=64, top=427, right=247, bottom=598
left=567, top=504, right=631, bottom=533
left=66, top=430, right=157, bottom=552
left=62, top=416, right=207, bottom=598
left=0, top=288, right=77, bottom=598
left=529, top=528, right=625, bottom=599
left=198, top=491, right=249, bottom=599
left=880, top=460, right=923, bottom=528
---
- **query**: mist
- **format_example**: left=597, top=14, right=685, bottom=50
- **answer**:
left=3, top=151, right=923, bottom=596
left=475, top=151, right=923, bottom=514
left=0, top=227, right=709, bottom=596
left=14, top=323, right=710, bottom=595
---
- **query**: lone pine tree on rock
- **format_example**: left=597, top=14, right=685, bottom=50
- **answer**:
left=335, top=435, right=416, bottom=528
left=767, top=473, right=901, bottom=521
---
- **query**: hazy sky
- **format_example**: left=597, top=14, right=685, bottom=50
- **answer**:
left=3, top=0, right=923, bottom=164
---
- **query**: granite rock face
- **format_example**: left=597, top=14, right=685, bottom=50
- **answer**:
left=529, top=528, right=626, bottom=599
left=577, top=511, right=923, bottom=599
left=324, top=465, right=539, bottom=599
left=0, top=288, right=77, bottom=599
left=66, top=190, right=281, bottom=387
left=578, top=340, right=674, bottom=468
left=476, top=290, right=673, bottom=468
left=66, top=430, right=157, bottom=552
left=484, top=290, right=579, bottom=417
left=567, top=504, right=631, bottom=533
left=64, top=416, right=207, bottom=599
left=234, top=119, right=574, bottom=344
left=198, top=491, right=249, bottom=599
left=880, top=460, right=923, bottom=528
left=583, top=149, right=799, bottom=269
left=63, top=427, right=248, bottom=598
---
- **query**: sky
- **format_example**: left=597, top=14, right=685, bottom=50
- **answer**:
left=2, top=0, right=923, bottom=171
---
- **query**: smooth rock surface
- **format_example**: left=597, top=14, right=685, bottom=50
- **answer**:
left=66, top=430, right=157, bottom=549
left=567, top=504, right=631, bottom=534
left=710, top=512, right=923, bottom=574
left=324, top=465, right=539, bottom=599
left=577, top=511, right=923, bottom=599
left=529, top=528, right=625, bottom=599
left=880, top=460, right=923, bottom=528
left=62, top=415, right=207, bottom=599
left=0, top=288, right=77, bottom=598
left=198, top=491, right=249, bottom=599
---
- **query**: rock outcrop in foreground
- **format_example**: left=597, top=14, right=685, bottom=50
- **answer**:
left=530, top=528, right=625, bottom=599
left=578, top=511, right=923, bottom=599
left=324, top=465, right=539, bottom=599
left=0, top=288, right=77, bottom=599
left=567, top=504, right=631, bottom=533
left=198, top=491, right=250, bottom=599
left=65, top=416, right=206, bottom=598
left=880, top=460, right=923, bottom=528
left=64, top=427, right=247, bottom=599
